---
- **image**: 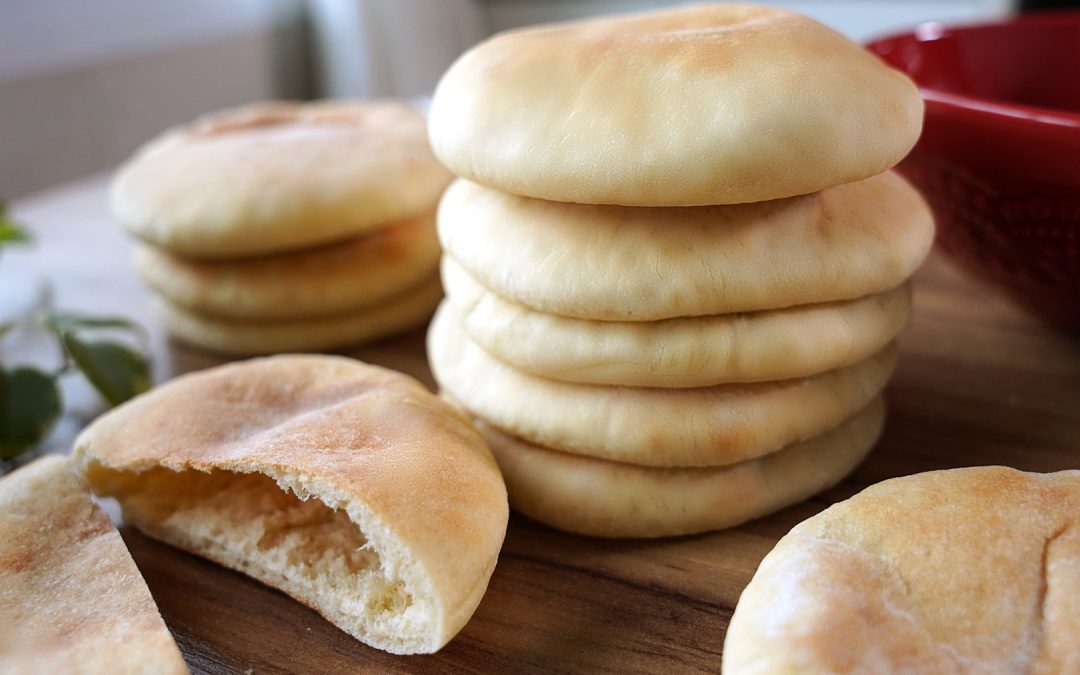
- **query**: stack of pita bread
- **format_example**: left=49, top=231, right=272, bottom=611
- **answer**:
left=426, top=4, right=935, bottom=537
left=112, top=101, right=452, bottom=355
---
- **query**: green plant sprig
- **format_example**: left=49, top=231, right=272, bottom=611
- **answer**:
left=0, top=201, right=30, bottom=246
left=0, top=204, right=152, bottom=459
left=0, top=313, right=152, bottom=459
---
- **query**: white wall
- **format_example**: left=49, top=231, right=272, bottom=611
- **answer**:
left=1, top=0, right=1017, bottom=198
left=482, top=0, right=1015, bottom=43
left=0, top=0, right=307, bottom=198
left=308, top=0, right=485, bottom=98
left=303, top=0, right=1016, bottom=99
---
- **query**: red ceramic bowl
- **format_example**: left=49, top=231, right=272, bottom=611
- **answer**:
left=868, top=13, right=1080, bottom=332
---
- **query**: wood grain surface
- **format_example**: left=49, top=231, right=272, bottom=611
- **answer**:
left=7, top=176, right=1080, bottom=674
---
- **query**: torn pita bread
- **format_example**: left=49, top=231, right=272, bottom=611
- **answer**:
left=73, top=355, right=508, bottom=655
left=0, top=455, right=187, bottom=674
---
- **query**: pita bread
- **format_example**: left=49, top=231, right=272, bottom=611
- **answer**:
left=724, top=466, right=1080, bottom=674
left=73, top=355, right=508, bottom=655
left=438, top=172, right=933, bottom=320
left=136, top=211, right=440, bottom=320
left=113, top=101, right=452, bottom=259
left=443, top=257, right=911, bottom=387
left=156, top=275, right=441, bottom=355
left=428, top=302, right=895, bottom=467
left=0, top=455, right=187, bottom=674
left=429, top=4, right=921, bottom=206
left=478, top=397, right=884, bottom=538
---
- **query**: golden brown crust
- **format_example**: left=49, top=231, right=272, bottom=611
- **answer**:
left=0, top=455, right=188, bottom=674
left=443, top=256, right=911, bottom=387
left=112, top=100, right=452, bottom=258
left=723, top=467, right=1080, bottom=674
left=136, top=210, right=440, bottom=320
left=478, top=398, right=885, bottom=538
left=72, top=356, right=508, bottom=654
left=430, top=4, right=922, bottom=205
left=428, top=302, right=895, bottom=467
left=437, top=172, right=934, bottom=320
left=155, top=275, right=442, bottom=355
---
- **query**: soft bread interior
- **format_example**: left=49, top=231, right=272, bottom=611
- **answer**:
left=81, top=462, right=439, bottom=654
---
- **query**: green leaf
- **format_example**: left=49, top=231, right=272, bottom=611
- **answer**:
left=61, top=334, right=151, bottom=406
left=0, top=321, right=15, bottom=341
left=0, top=366, right=62, bottom=459
left=45, top=312, right=147, bottom=343
left=0, top=201, right=30, bottom=245
left=0, top=224, right=28, bottom=244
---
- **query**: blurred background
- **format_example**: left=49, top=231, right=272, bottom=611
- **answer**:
left=1, top=0, right=1021, bottom=199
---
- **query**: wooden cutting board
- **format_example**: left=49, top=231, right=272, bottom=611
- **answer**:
left=7, top=176, right=1080, bottom=674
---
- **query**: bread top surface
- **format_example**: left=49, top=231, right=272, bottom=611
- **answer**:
left=0, top=455, right=188, bottom=674
left=72, top=355, right=508, bottom=652
left=112, top=100, right=452, bottom=259
left=723, top=467, right=1080, bottom=674
left=429, top=3, right=921, bottom=205
left=438, top=171, right=934, bottom=320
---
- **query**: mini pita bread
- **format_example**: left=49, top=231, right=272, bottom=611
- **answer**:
left=723, top=467, right=1080, bottom=674
left=113, top=101, right=452, bottom=259
left=443, top=257, right=911, bottom=387
left=438, top=172, right=933, bottom=320
left=136, top=211, right=440, bottom=320
left=478, top=397, right=884, bottom=538
left=428, top=302, right=896, bottom=467
left=73, top=355, right=508, bottom=655
left=0, top=455, right=187, bottom=674
left=429, top=4, right=921, bottom=205
left=156, top=276, right=441, bottom=355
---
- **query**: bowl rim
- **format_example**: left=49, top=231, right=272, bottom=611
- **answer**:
left=866, top=11, right=1080, bottom=129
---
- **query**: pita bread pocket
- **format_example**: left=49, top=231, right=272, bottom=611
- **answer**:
left=73, top=355, right=509, bottom=655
